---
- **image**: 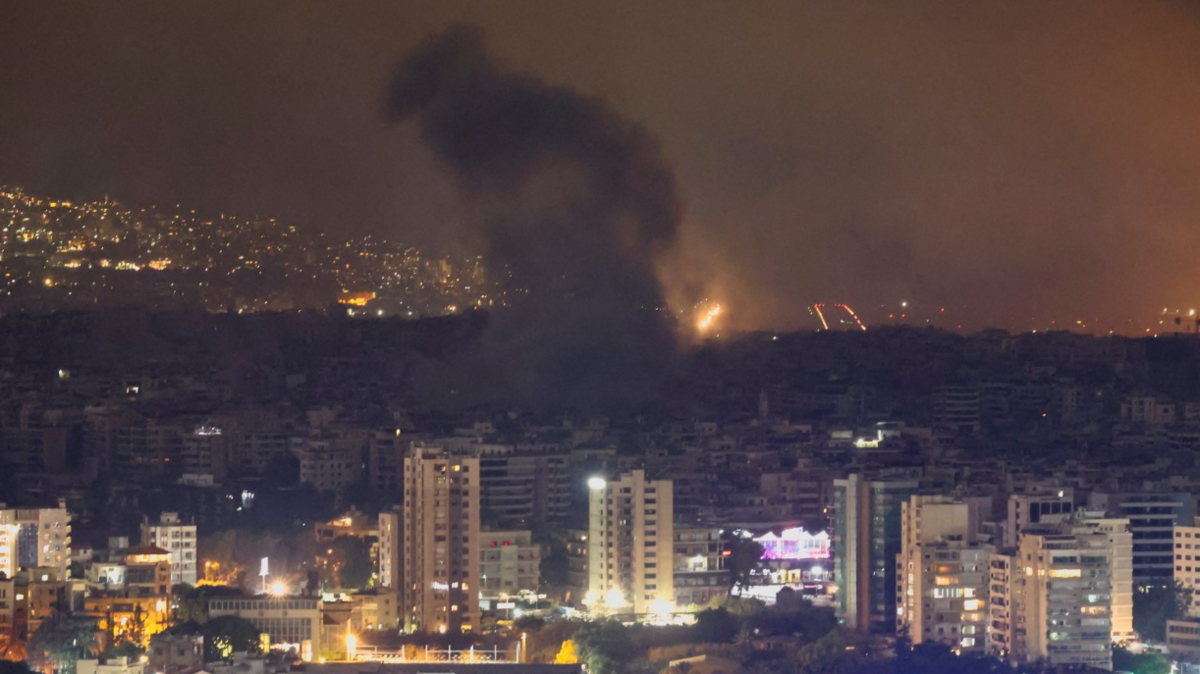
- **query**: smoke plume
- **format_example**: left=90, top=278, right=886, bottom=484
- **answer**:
left=387, top=24, right=683, bottom=409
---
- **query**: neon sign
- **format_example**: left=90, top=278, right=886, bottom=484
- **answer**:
left=755, top=528, right=830, bottom=560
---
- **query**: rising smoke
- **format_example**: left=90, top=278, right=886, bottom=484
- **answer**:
left=387, top=24, right=684, bottom=410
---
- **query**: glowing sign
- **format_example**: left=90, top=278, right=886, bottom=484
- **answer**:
left=755, top=528, right=830, bottom=561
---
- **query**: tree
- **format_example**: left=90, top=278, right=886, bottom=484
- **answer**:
left=27, top=615, right=99, bottom=674
left=329, top=535, right=374, bottom=589
left=514, top=615, right=546, bottom=633
left=0, top=662, right=34, bottom=674
left=692, top=608, right=741, bottom=643
left=1113, top=646, right=1171, bottom=674
left=1134, top=582, right=1191, bottom=642
left=553, top=639, right=579, bottom=665
left=539, top=540, right=570, bottom=596
left=795, top=629, right=869, bottom=674
left=108, top=642, right=146, bottom=660
left=573, top=620, right=636, bottom=674
left=202, top=616, right=262, bottom=661
left=726, top=537, right=765, bottom=588
left=744, top=601, right=836, bottom=640
left=173, top=583, right=209, bottom=624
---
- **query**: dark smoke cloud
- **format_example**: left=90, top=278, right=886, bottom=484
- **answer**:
left=387, top=25, right=682, bottom=409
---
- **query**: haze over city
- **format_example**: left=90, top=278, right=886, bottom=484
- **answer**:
left=5, top=4, right=1200, bottom=674
left=6, top=1, right=1200, bottom=333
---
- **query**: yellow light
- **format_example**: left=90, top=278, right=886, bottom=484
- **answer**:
left=270, top=581, right=287, bottom=596
left=649, top=598, right=675, bottom=616
left=1049, top=568, right=1081, bottom=578
left=345, top=633, right=357, bottom=660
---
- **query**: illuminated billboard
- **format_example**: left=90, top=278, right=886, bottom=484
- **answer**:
left=755, top=528, right=830, bottom=560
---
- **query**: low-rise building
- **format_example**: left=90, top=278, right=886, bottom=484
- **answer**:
left=208, top=596, right=322, bottom=661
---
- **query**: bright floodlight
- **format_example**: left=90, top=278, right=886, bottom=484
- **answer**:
left=587, top=476, right=607, bottom=490
left=269, top=581, right=287, bottom=597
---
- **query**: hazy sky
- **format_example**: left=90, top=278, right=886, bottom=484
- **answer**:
left=4, top=1, right=1200, bottom=333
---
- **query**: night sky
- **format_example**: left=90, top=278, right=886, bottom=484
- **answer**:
left=4, top=1, right=1200, bottom=333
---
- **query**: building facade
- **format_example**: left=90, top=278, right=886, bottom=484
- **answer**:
left=832, top=474, right=919, bottom=632
left=208, top=596, right=321, bottom=661
left=401, top=446, right=481, bottom=634
left=1007, top=525, right=1113, bottom=670
left=587, top=470, right=675, bottom=615
left=139, top=512, right=197, bottom=586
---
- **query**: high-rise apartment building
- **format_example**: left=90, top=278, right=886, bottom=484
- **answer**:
left=1078, top=514, right=1134, bottom=642
left=1006, top=524, right=1114, bottom=670
left=833, top=474, right=919, bottom=632
left=1089, top=491, right=1194, bottom=584
left=587, top=470, right=674, bottom=615
left=378, top=507, right=401, bottom=591
left=896, top=495, right=991, bottom=651
left=140, top=512, right=197, bottom=586
left=401, top=447, right=481, bottom=634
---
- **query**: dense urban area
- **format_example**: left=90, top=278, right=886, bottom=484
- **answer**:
left=0, top=186, right=501, bottom=317
left=1, top=296, right=1200, bottom=674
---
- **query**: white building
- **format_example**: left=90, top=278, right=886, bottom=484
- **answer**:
left=1007, top=524, right=1114, bottom=670
left=588, top=470, right=674, bottom=616
left=378, top=506, right=401, bottom=591
left=0, top=500, right=71, bottom=578
left=479, top=530, right=541, bottom=602
left=401, top=446, right=481, bottom=634
left=140, top=512, right=197, bottom=586
left=208, top=596, right=321, bottom=661
left=896, top=495, right=991, bottom=652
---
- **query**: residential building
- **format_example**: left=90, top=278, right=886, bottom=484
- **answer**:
left=140, top=512, right=198, bottom=586
left=673, top=525, right=727, bottom=608
left=832, top=474, right=919, bottom=633
left=377, top=507, right=401, bottom=591
left=1078, top=514, right=1134, bottom=641
left=479, top=530, right=541, bottom=602
left=148, top=633, right=204, bottom=672
left=1006, top=492, right=1074, bottom=549
left=0, top=500, right=71, bottom=578
left=896, top=495, right=990, bottom=651
left=588, top=470, right=675, bottom=615
left=987, top=551, right=1017, bottom=659
left=1174, top=518, right=1200, bottom=616
left=401, top=446, right=481, bottom=634
left=1007, top=524, right=1114, bottom=670
left=1089, top=491, right=1194, bottom=584
left=123, top=547, right=172, bottom=598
